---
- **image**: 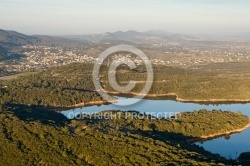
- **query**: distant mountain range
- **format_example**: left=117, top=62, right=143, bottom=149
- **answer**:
left=1, top=28, right=249, bottom=60
left=63, top=30, right=200, bottom=45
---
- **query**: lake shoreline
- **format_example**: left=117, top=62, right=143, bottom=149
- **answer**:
left=106, top=91, right=250, bottom=104
left=63, top=91, right=250, bottom=109
left=67, top=99, right=118, bottom=108
left=187, top=119, right=250, bottom=143
left=28, top=100, right=118, bottom=111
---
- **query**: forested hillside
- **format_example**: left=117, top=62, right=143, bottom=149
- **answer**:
left=1, top=104, right=247, bottom=165
left=0, top=29, right=40, bottom=46
left=0, top=63, right=104, bottom=106
left=103, top=64, right=250, bottom=100
left=0, top=29, right=83, bottom=48
left=2, top=62, right=250, bottom=107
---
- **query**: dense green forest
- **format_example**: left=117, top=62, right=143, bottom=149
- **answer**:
left=89, top=109, right=249, bottom=138
left=0, top=104, right=249, bottom=165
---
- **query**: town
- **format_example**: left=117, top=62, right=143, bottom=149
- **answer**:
left=1, top=41, right=250, bottom=75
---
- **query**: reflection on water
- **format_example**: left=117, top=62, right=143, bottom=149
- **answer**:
left=196, top=128, right=250, bottom=159
left=61, top=97, right=250, bottom=159
left=62, top=97, right=250, bottom=117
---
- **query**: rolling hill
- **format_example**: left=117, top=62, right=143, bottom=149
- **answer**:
left=0, top=29, right=85, bottom=49
left=0, top=29, right=86, bottom=60
left=63, top=30, right=200, bottom=45
left=0, top=29, right=40, bottom=46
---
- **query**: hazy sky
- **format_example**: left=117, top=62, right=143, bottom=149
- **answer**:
left=1, top=0, right=250, bottom=35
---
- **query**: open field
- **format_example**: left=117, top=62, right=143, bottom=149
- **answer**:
left=0, top=72, right=37, bottom=81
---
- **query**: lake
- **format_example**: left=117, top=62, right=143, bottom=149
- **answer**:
left=61, top=97, right=250, bottom=159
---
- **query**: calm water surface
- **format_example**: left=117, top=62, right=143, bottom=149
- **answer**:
left=61, top=97, right=250, bottom=159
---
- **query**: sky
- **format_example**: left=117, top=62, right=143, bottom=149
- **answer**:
left=1, top=0, right=250, bottom=35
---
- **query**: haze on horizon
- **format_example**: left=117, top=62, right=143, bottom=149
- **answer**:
left=1, top=0, right=250, bottom=35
